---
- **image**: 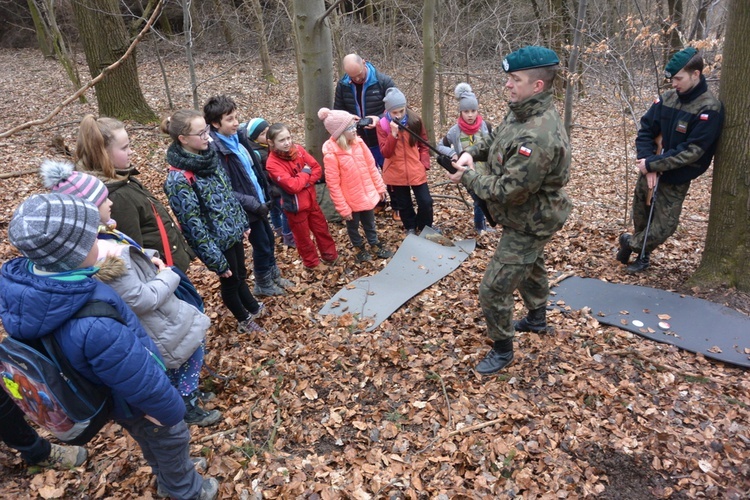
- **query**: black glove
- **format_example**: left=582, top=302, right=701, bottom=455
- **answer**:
left=257, top=203, right=269, bottom=218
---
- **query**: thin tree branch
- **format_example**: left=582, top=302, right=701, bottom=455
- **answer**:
left=320, top=0, right=346, bottom=22
left=0, top=0, right=164, bottom=139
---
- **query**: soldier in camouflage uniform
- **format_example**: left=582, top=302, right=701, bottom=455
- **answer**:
left=449, top=46, right=572, bottom=375
left=617, top=47, right=724, bottom=273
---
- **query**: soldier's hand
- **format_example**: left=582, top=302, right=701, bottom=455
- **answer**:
left=454, top=151, right=474, bottom=170
left=646, top=171, right=658, bottom=189
left=447, top=165, right=466, bottom=184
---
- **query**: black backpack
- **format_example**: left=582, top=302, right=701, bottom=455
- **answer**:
left=0, top=301, right=122, bottom=445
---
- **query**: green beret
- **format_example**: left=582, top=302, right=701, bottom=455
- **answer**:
left=665, top=47, right=698, bottom=78
left=502, top=46, right=560, bottom=73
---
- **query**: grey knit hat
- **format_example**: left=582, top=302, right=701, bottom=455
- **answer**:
left=454, top=83, right=479, bottom=112
left=383, top=87, right=407, bottom=111
left=8, top=193, right=100, bottom=272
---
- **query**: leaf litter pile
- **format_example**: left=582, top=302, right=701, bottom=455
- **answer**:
left=0, top=49, right=748, bottom=499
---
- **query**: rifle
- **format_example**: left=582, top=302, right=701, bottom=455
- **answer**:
left=395, top=122, right=497, bottom=227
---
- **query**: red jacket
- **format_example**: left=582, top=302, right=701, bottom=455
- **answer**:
left=266, top=145, right=322, bottom=213
left=377, top=115, right=430, bottom=186
left=322, top=136, right=386, bottom=218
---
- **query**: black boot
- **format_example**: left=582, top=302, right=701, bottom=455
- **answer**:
left=514, top=307, right=551, bottom=334
left=627, top=253, right=650, bottom=273
left=616, top=233, right=633, bottom=264
left=476, top=338, right=514, bottom=375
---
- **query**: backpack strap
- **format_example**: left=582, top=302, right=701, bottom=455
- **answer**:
left=169, top=165, right=196, bottom=185
left=41, top=301, right=125, bottom=399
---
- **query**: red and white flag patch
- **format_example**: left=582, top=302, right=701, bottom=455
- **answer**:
left=700, top=113, right=709, bottom=121
left=519, top=145, right=532, bottom=157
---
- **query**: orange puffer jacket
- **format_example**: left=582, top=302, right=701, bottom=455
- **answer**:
left=377, top=116, right=430, bottom=186
left=322, top=136, right=386, bottom=218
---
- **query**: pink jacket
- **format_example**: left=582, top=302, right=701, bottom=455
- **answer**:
left=377, top=115, right=430, bottom=187
left=322, top=136, right=386, bottom=218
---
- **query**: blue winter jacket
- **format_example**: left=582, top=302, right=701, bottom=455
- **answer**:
left=0, top=258, right=185, bottom=426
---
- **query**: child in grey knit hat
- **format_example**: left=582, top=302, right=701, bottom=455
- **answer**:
left=437, top=83, right=494, bottom=234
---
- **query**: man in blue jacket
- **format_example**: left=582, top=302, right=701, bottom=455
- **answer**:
left=617, top=47, right=724, bottom=273
left=0, top=193, right=218, bottom=499
left=334, top=53, right=396, bottom=168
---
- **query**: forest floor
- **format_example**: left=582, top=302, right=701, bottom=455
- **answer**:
left=0, top=48, right=748, bottom=499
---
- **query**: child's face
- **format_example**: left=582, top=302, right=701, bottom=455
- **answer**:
left=461, top=109, right=478, bottom=124
left=107, top=128, right=132, bottom=171
left=255, top=127, right=269, bottom=145
left=98, top=198, right=113, bottom=223
left=270, top=128, right=292, bottom=152
left=390, top=107, right=406, bottom=121
left=214, top=110, right=239, bottom=136
left=342, top=121, right=358, bottom=141
left=180, top=117, right=210, bottom=154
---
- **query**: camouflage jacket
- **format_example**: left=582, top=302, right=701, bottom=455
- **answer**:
left=462, top=91, right=571, bottom=238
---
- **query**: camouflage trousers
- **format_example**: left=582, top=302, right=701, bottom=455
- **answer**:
left=479, top=228, right=551, bottom=342
left=630, top=175, right=691, bottom=253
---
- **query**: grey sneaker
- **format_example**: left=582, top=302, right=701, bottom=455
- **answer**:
left=238, top=317, right=266, bottom=334
left=37, top=443, right=87, bottom=468
left=156, top=459, right=209, bottom=497
left=199, top=478, right=220, bottom=500
left=183, top=395, right=222, bottom=427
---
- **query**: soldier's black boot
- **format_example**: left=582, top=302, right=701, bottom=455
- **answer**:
left=476, top=338, right=514, bottom=375
left=616, top=233, right=633, bottom=264
left=627, top=253, right=650, bottom=273
left=514, top=307, right=550, bottom=333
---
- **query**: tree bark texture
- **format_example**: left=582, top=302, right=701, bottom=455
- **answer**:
left=246, top=0, right=278, bottom=83
left=293, top=0, right=334, bottom=166
left=693, top=0, right=750, bottom=291
left=70, top=0, right=156, bottom=122
left=421, top=0, right=436, bottom=144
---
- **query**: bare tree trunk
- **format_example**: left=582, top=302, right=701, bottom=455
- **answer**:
left=70, top=0, right=157, bottom=122
left=212, top=0, right=236, bottom=51
left=666, top=0, right=685, bottom=53
left=330, top=9, right=345, bottom=78
left=182, top=0, right=200, bottom=110
left=30, top=0, right=85, bottom=103
left=27, top=0, right=53, bottom=57
left=692, top=0, right=750, bottom=291
left=564, top=0, right=587, bottom=136
left=279, top=0, right=305, bottom=113
left=292, top=0, right=335, bottom=165
left=245, top=0, right=279, bottom=83
left=689, top=0, right=709, bottom=40
left=422, top=0, right=437, bottom=144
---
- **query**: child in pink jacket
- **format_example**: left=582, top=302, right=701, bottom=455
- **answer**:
left=265, top=123, right=338, bottom=269
left=319, top=108, right=393, bottom=262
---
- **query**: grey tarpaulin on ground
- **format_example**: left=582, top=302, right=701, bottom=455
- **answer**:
left=319, top=226, right=475, bottom=331
left=551, top=276, right=750, bottom=369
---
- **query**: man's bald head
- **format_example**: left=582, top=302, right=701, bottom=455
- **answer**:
left=343, top=54, right=367, bottom=84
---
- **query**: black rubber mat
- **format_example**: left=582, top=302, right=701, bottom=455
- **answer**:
left=552, top=276, right=750, bottom=368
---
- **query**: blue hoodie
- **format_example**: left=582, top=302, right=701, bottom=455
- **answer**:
left=0, top=258, right=185, bottom=426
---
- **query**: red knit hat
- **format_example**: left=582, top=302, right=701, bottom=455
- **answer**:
left=318, top=108, right=357, bottom=139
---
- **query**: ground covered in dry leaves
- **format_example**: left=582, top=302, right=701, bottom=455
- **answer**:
left=0, top=48, right=748, bottom=499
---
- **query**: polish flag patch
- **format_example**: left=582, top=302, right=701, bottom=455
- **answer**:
left=700, top=113, right=709, bottom=121
left=519, top=145, right=532, bottom=157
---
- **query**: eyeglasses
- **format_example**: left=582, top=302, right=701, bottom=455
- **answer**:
left=344, top=125, right=357, bottom=133
left=184, top=125, right=211, bottom=139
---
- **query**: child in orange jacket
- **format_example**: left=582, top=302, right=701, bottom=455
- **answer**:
left=376, top=88, right=434, bottom=234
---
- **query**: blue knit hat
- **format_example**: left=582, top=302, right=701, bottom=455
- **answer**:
left=246, top=118, right=269, bottom=142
